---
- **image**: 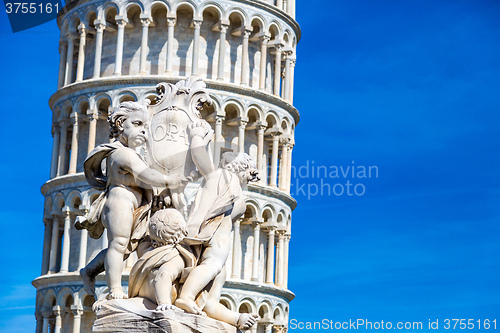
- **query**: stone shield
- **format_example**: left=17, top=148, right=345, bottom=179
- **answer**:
left=147, top=106, right=197, bottom=186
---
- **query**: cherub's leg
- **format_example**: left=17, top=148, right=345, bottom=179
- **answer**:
left=80, top=249, right=106, bottom=296
left=203, top=266, right=259, bottom=329
left=102, top=207, right=134, bottom=300
left=154, top=256, right=184, bottom=311
left=175, top=225, right=231, bottom=314
left=80, top=249, right=131, bottom=297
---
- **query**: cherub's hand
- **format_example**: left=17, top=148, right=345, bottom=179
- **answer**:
left=180, top=175, right=193, bottom=185
left=188, top=121, right=213, bottom=141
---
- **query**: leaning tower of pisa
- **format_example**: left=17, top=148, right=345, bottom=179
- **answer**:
left=32, top=0, right=299, bottom=332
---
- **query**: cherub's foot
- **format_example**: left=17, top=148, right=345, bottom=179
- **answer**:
left=80, top=268, right=95, bottom=296
left=107, top=288, right=128, bottom=300
left=155, top=304, right=178, bottom=311
left=174, top=298, right=206, bottom=316
left=237, top=313, right=259, bottom=330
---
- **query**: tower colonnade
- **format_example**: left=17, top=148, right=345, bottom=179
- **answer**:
left=34, top=0, right=300, bottom=332
left=47, top=81, right=297, bottom=192
left=57, top=0, right=298, bottom=103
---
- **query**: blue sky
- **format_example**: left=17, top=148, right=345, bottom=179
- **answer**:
left=1, top=0, right=499, bottom=332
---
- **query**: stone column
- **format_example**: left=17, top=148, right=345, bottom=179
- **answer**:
left=49, top=215, right=60, bottom=273
left=78, top=207, right=88, bottom=270
left=114, top=17, right=127, bottom=76
left=259, top=35, right=269, bottom=90
left=231, top=219, right=241, bottom=279
left=165, top=17, right=176, bottom=74
left=279, top=140, right=289, bottom=190
left=87, top=111, right=98, bottom=154
left=41, top=218, right=52, bottom=275
left=240, top=29, right=251, bottom=85
left=217, top=24, right=229, bottom=80
left=286, top=143, right=293, bottom=192
left=35, top=312, right=42, bottom=333
left=77, top=227, right=88, bottom=270
left=273, top=44, right=283, bottom=96
left=60, top=207, right=72, bottom=273
left=42, top=310, right=51, bottom=333
left=139, top=17, right=151, bottom=75
left=71, top=308, right=83, bottom=333
left=284, top=234, right=290, bottom=287
left=276, top=230, right=285, bottom=286
left=75, top=24, right=86, bottom=82
left=57, top=40, right=67, bottom=89
left=251, top=221, right=261, bottom=281
left=53, top=306, right=62, bottom=333
left=213, top=115, right=224, bottom=167
left=192, top=19, right=202, bottom=76
left=265, top=324, right=273, bottom=333
left=50, top=123, right=60, bottom=179
left=256, top=124, right=266, bottom=183
left=237, top=119, right=247, bottom=153
left=64, top=34, right=75, bottom=86
left=57, top=120, right=69, bottom=176
left=68, top=112, right=79, bottom=174
left=270, top=133, right=279, bottom=187
left=289, top=0, right=295, bottom=17
left=265, top=227, right=275, bottom=284
left=289, top=59, right=296, bottom=104
left=283, top=53, right=292, bottom=101
left=93, top=22, right=106, bottom=78
left=277, top=0, right=283, bottom=10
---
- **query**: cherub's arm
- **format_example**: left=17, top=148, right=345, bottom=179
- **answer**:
left=115, top=149, right=178, bottom=188
left=188, top=121, right=215, bottom=180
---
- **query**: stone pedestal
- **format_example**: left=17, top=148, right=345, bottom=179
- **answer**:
left=92, top=297, right=237, bottom=333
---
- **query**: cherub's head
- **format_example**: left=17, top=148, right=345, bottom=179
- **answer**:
left=220, top=152, right=260, bottom=184
left=149, top=209, right=187, bottom=247
left=108, top=101, right=149, bottom=148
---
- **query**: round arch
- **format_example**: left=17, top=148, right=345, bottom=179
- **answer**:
left=123, top=1, right=144, bottom=20
left=225, top=8, right=248, bottom=27
left=262, top=205, right=275, bottom=222
left=66, top=190, right=83, bottom=210
left=43, top=289, right=57, bottom=308
left=172, top=0, right=197, bottom=17
left=258, top=301, right=272, bottom=320
left=238, top=297, right=256, bottom=313
left=200, top=2, right=223, bottom=20
left=222, top=100, right=244, bottom=119
left=220, top=294, right=236, bottom=311
left=56, top=287, right=74, bottom=306
left=268, top=21, right=282, bottom=41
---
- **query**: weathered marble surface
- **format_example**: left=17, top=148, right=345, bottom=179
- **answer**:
left=92, top=297, right=237, bottom=333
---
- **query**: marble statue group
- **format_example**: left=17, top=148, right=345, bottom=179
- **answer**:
left=75, top=77, right=260, bottom=332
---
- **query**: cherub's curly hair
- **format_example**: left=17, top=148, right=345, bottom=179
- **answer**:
left=108, top=101, right=148, bottom=139
left=149, top=209, right=187, bottom=248
left=219, top=152, right=255, bottom=174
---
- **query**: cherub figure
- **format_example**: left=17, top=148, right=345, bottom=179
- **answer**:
left=77, top=101, right=182, bottom=299
left=128, top=208, right=258, bottom=330
left=128, top=208, right=193, bottom=310
left=174, top=121, right=259, bottom=316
